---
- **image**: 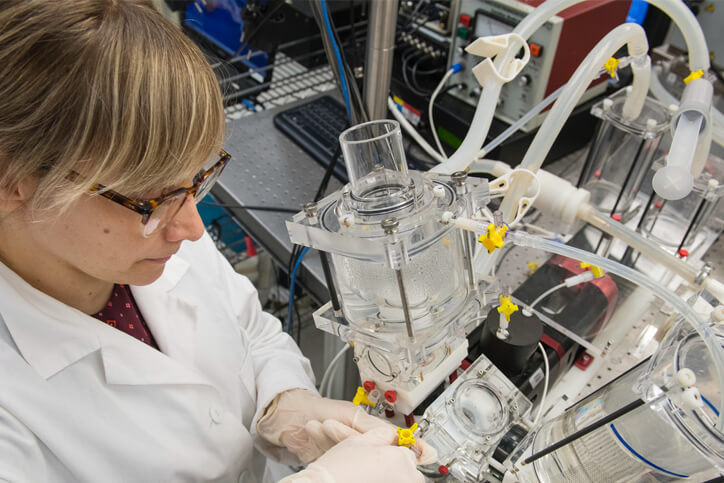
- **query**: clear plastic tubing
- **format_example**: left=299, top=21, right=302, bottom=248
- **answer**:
left=623, top=55, right=651, bottom=120
left=497, top=24, right=649, bottom=222
left=651, top=65, right=724, bottom=149
left=578, top=203, right=724, bottom=301
left=652, top=112, right=700, bottom=200
left=478, top=84, right=566, bottom=158
left=518, top=23, right=649, bottom=173
left=506, top=229, right=724, bottom=431
left=434, top=0, right=710, bottom=175
left=577, top=203, right=699, bottom=283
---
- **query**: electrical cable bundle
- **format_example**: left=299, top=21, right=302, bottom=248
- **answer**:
left=308, top=0, right=368, bottom=124
left=285, top=0, right=366, bottom=341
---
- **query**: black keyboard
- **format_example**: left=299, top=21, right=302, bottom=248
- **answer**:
left=274, top=96, right=349, bottom=183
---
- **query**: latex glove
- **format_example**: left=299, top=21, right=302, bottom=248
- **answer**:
left=257, top=389, right=389, bottom=463
left=299, top=418, right=437, bottom=465
left=257, top=389, right=437, bottom=464
left=279, top=425, right=425, bottom=483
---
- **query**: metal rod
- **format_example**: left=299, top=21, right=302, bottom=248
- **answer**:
left=364, top=0, right=399, bottom=119
left=220, top=48, right=327, bottom=85
left=211, top=21, right=366, bottom=70
left=610, top=139, right=645, bottom=216
left=381, top=217, right=414, bottom=340
left=677, top=193, right=708, bottom=254
left=523, top=397, right=652, bottom=466
left=395, top=268, right=415, bottom=339
left=222, top=67, right=329, bottom=103
left=461, top=233, right=476, bottom=288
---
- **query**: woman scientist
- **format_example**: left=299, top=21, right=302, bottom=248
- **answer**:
left=0, top=1, right=432, bottom=481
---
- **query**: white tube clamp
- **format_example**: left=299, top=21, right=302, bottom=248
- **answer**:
left=465, top=33, right=530, bottom=87
left=488, top=168, right=540, bottom=226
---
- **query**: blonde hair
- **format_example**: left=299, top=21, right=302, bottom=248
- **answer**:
left=0, top=0, right=225, bottom=213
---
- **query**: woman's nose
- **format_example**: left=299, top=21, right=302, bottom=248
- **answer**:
left=164, top=194, right=205, bottom=243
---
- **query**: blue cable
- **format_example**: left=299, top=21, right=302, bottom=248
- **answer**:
left=286, top=246, right=310, bottom=334
left=320, top=0, right=352, bottom=119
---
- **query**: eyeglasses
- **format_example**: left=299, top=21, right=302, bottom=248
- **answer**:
left=73, top=150, right=231, bottom=237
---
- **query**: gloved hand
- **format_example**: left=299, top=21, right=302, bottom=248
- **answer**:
left=279, top=425, right=425, bottom=483
left=257, top=389, right=437, bottom=464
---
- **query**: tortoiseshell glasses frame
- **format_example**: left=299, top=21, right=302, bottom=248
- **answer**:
left=71, top=150, right=231, bottom=237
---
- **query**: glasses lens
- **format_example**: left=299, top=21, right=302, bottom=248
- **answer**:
left=142, top=193, right=187, bottom=237
left=194, top=164, right=224, bottom=202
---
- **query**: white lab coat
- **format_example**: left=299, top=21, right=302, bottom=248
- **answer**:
left=0, top=232, right=316, bottom=483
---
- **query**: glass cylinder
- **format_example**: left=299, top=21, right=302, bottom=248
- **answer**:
left=578, top=90, right=671, bottom=217
left=330, top=228, right=469, bottom=334
left=529, top=322, right=724, bottom=482
left=339, top=120, right=411, bottom=203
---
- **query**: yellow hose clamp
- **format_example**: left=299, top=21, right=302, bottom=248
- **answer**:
left=352, top=386, right=376, bottom=407
left=580, top=262, right=605, bottom=278
left=497, top=295, right=519, bottom=322
left=478, top=223, right=508, bottom=254
left=603, top=57, right=620, bottom=79
left=397, top=423, right=418, bottom=447
left=684, top=70, right=704, bottom=84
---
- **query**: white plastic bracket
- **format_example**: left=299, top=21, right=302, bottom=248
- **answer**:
left=465, top=33, right=530, bottom=87
left=488, top=168, right=540, bottom=226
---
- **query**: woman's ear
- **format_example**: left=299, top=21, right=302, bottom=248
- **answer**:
left=0, top=177, right=38, bottom=212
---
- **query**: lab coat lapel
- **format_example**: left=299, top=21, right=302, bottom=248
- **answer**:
left=0, top=256, right=212, bottom=389
left=114, top=252, right=210, bottom=387
left=0, top=263, right=102, bottom=379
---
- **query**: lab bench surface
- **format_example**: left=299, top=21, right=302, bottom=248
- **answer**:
left=212, top=94, right=343, bottom=304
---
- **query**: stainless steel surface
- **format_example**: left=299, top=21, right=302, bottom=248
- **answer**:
left=213, top=94, right=343, bottom=303
left=364, top=0, right=399, bottom=120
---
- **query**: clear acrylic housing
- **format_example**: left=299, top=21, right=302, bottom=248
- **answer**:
left=339, top=120, right=410, bottom=201
left=292, top=170, right=490, bottom=413
left=418, top=353, right=532, bottom=482
left=639, top=152, right=724, bottom=256
left=580, top=89, right=671, bottom=217
left=511, top=320, right=724, bottom=483
left=287, top=119, right=490, bottom=413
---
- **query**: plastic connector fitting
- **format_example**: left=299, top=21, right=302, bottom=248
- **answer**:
left=497, top=295, right=519, bottom=322
left=579, top=262, right=605, bottom=279
left=603, top=57, right=620, bottom=79
left=396, top=423, right=418, bottom=447
left=479, top=223, right=508, bottom=254
left=451, top=62, right=464, bottom=74
left=352, top=386, right=376, bottom=407
left=684, top=70, right=704, bottom=84
left=384, top=390, right=398, bottom=403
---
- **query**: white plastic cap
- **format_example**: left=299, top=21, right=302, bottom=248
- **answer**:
left=677, top=368, right=697, bottom=387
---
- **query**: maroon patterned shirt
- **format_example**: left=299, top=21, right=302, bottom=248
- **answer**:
left=92, top=284, right=159, bottom=350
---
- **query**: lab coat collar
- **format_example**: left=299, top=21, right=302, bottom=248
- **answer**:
left=0, top=253, right=211, bottom=387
